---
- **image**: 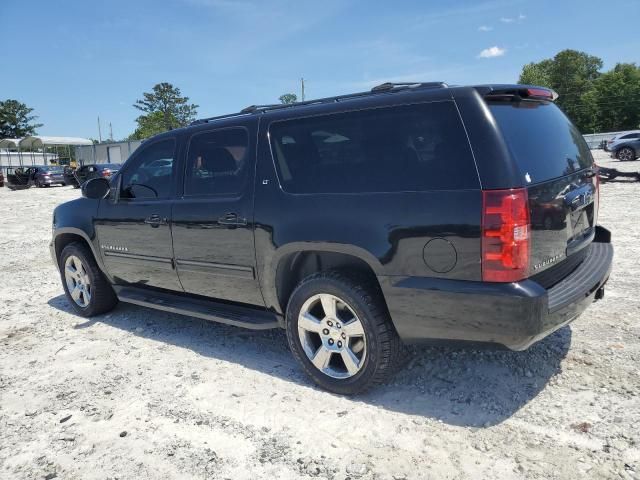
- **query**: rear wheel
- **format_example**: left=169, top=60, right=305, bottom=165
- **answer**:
left=59, top=242, right=118, bottom=317
left=617, top=147, right=635, bottom=161
left=286, top=271, right=402, bottom=395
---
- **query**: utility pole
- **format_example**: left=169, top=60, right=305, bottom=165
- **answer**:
left=109, top=122, right=114, bottom=142
left=301, top=77, right=305, bottom=102
left=97, top=116, right=102, bottom=143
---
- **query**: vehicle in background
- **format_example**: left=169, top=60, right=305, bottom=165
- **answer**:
left=0, top=170, right=4, bottom=187
left=6, top=167, right=33, bottom=190
left=63, top=166, right=79, bottom=188
left=604, top=131, right=640, bottom=151
left=51, top=82, right=613, bottom=394
left=72, top=164, right=121, bottom=188
left=5, top=166, right=66, bottom=189
left=33, top=166, right=66, bottom=187
left=608, top=132, right=640, bottom=161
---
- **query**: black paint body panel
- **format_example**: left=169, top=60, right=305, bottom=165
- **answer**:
left=380, top=234, right=612, bottom=350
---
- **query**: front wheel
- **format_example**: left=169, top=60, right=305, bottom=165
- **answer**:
left=59, top=242, right=118, bottom=317
left=617, top=147, right=635, bottom=161
left=286, top=271, right=402, bottom=395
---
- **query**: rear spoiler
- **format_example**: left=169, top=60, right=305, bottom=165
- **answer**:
left=474, top=84, right=558, bottom=102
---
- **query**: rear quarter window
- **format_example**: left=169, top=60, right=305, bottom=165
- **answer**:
left=488, top=101, right=593, bottom=184
left=269, top=101, right=479, bottom=194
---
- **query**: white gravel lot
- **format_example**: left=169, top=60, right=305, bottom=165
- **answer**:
left=0, top=150, right=639, bottom=480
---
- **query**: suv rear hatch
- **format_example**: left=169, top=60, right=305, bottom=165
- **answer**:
left=484, top=87, right=598, bottom=287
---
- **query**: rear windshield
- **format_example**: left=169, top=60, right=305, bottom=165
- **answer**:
left=488, top=101, right=593, bottom=184
left=45, top=166, right=64, bottom=173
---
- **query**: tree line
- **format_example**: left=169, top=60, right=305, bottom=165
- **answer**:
left=519, top=49, right=640, bottom=133
left=2, top=48, right=639, bottom=141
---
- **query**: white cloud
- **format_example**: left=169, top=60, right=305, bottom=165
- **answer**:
left=478, top=46, right=506, bottom=58
left=478, top=25, right=493, bottom=31
left=500, top=13, right=526, bottom=23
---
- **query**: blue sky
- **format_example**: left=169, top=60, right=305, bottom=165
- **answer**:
left=1, top=0, right=638, bottom=141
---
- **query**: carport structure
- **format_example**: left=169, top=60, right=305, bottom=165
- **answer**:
left=0, top=138, right=23, bottom=172
left=18, top=136, right=93, bottom=166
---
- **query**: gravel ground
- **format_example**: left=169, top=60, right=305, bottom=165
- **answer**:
left=0, top=150, right=639, bottom=480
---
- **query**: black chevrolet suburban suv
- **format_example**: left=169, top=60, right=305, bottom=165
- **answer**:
left=51, top=82, right=613, bottom=394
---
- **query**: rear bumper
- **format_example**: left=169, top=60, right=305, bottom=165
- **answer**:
left=380, top=226, right=613, bottom=350
left=41, top=177, right=66, bottom=185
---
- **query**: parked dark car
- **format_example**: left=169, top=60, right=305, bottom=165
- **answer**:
left=608, top=132, right=640, bottom=161
left=5, top=167, right=30, bottom=190
left=6, top=165, right=66, bottom=189
left=0, top=170, right=4, bottom=187
left=63, top=166, right=79, bottom=188
left=34, top=165, right=66, bottom=187
left=70, top=163, right=121, bottom=188
left=50, top=82, right=613, bottom=394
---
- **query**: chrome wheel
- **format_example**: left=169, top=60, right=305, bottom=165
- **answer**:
left=297, top=293, right=366, bottom=379
left=618, top=148, right=634, bottom=161
left=64, top=255, right=92, bottom=308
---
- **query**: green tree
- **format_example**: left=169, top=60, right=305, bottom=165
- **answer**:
left=581, top=63, right=640, bottom=132
left=518, top=49, right=603, bottom=131
left=519, top=60, right=553, bottom=86
left=279, top=93, right=298, bottom=104
left=129, top=111, right=173, bottom=140
left=0, top=99, right=43, bottom=138
left=130, top=83, right=198, bottom=139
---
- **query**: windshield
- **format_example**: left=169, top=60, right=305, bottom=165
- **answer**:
left=44, top=166, right=64, bottom=173
left=488, top=101, right=593, bottom=184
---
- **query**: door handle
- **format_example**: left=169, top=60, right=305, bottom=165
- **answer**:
left=218, top=212, right=247, bottom=226
left=144, top=214, right=167, bottom=228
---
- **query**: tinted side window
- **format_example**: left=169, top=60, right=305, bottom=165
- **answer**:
left=269, top=101, right=478, bottom=194
left=184, top=128, right=248, bottom=196
left=121, top=138, right=176, bottom=200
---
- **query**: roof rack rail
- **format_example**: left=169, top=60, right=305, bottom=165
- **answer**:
left=190, top=81, right=449, bottom=125
left=190, top=111, right=253, bottom=126
left=370, top=81, right=448, bottom=92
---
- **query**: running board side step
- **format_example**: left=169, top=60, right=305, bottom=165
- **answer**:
left=114, top=286, right=281, bottom=330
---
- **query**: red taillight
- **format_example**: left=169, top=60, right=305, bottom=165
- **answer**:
left=524, top=88, right=557, bottom=101
left=482, top=188, right=530, bottom=282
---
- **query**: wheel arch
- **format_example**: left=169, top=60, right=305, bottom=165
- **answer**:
left=616, top=145, right=638, bottom=159
left=268, top=244, right=386, bottom=317
left=53, top=228, right=106, bottom=274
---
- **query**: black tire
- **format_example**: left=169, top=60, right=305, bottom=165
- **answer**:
left=35, top=180, right=42, bottom=188
left=59, top=242, right=118, bottom=317
left=617, top=147, right=636, bottom=161
left=285, top=270, right=402, bottom=395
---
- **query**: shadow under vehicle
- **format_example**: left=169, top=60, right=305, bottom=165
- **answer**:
left=48, top=292, right=571, bottom=427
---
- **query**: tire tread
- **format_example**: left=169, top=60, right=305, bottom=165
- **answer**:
left=59, top=242, right=118, bottom=317
left=286, top=270, right=402, bottom=394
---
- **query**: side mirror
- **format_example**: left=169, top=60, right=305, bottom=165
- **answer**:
left=82, top=177, right=111, bottom=199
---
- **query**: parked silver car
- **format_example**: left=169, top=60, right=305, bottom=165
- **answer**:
left=607, top=131, right=640, bottom=161
left=606, top=130, right=640, bottom=155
